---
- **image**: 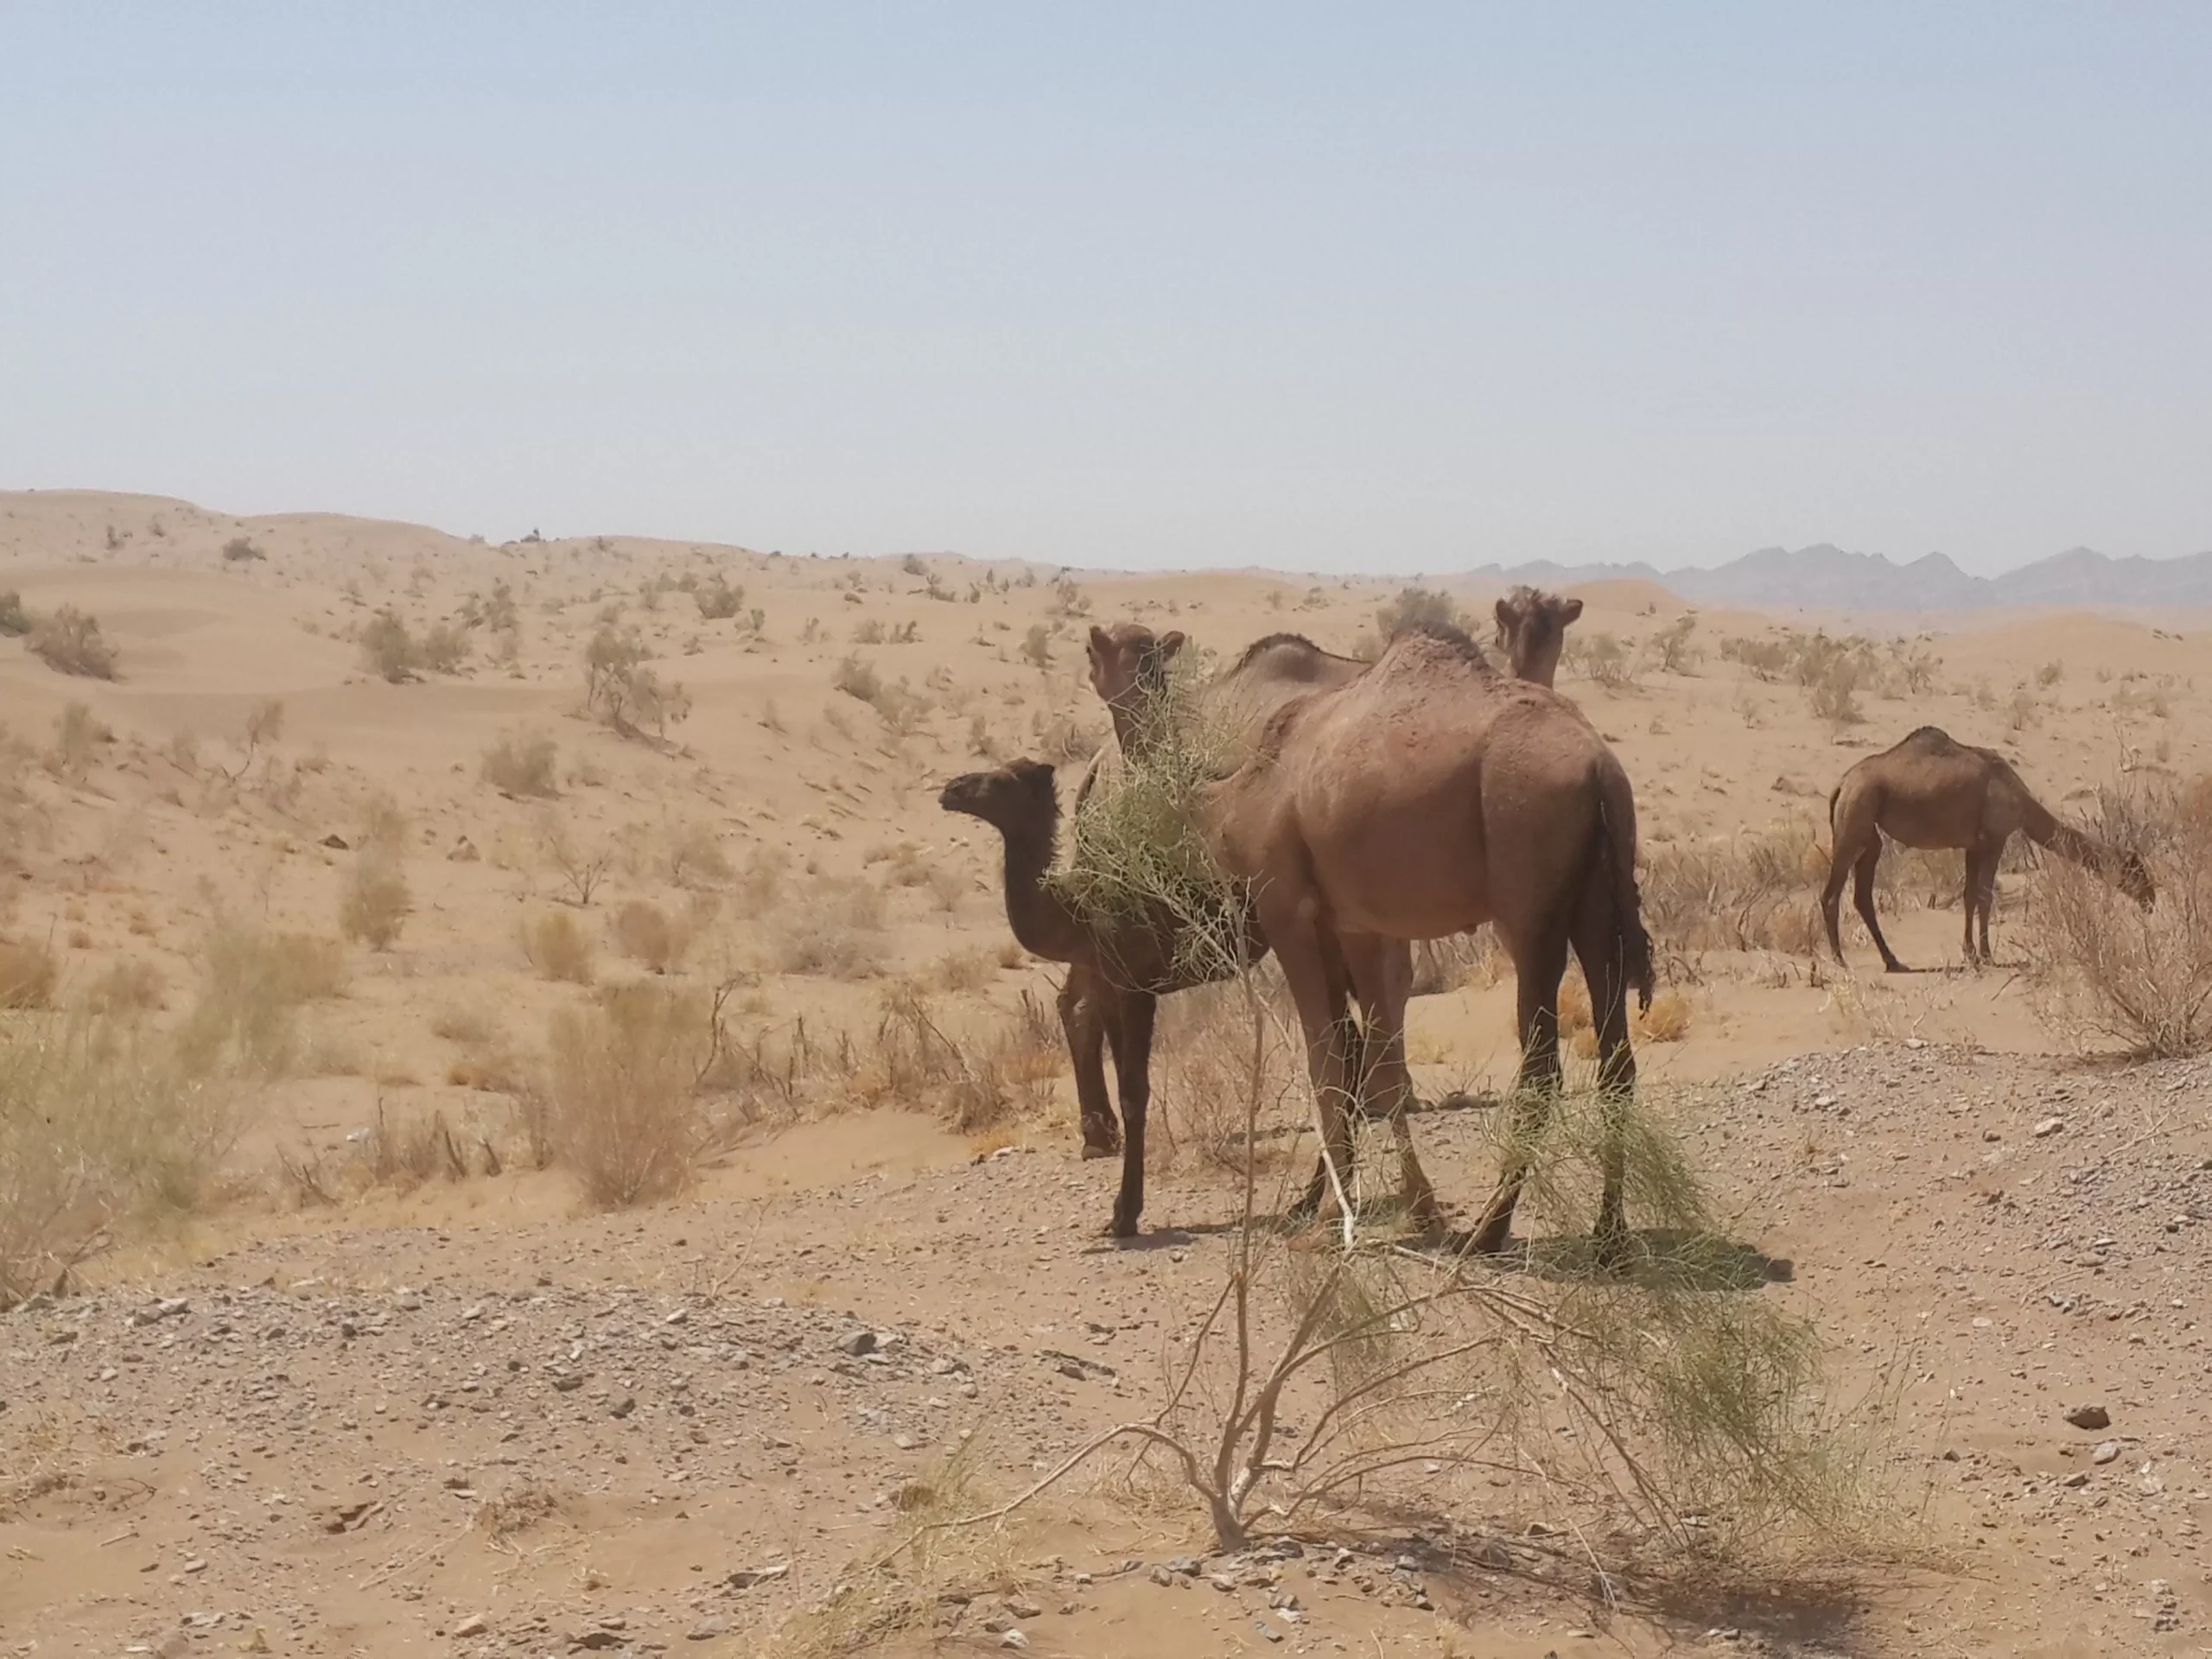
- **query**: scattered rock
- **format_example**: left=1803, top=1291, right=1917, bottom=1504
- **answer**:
left=2033, top=1116, right=2065, bottom=1138
left=452, top=1614, right=487, bottom=1638
left=320, top=834, right=349, bottom=850
left=834, top=1330, right=876, bottom=1357
left=728, top=1562, right=790, bottom=1590
left=686, top=1616, right=730, bottom=1641
left=2064, top=1404, right=2110, bottom=1431
left=2093, top=1441, right=2121, bottom=1465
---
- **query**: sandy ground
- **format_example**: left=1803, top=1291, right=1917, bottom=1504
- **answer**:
left=3, top=489, right=2211, bottom=1654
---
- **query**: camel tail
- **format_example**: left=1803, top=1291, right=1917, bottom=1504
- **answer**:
left=1827, top=783, right=1841, bottom=833
left=1595, top=761, right=1656, bottom=1011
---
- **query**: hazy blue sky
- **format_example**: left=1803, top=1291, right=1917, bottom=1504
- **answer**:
left=4, top=5, right=2208, bottom=573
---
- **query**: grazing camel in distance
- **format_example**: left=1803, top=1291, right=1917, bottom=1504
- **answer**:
left=1823, top=726, right=2154, bottom=972
left=1491, top=586, right=1584, bottom=689
left=1207, top=623, right=1654, bottom=1260
left=939, top=758, right=1268, bottom=1237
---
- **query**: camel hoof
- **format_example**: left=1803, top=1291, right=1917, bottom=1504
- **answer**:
left=1883, top=962, right=1910, bottom=975
left=1079, top=1140, right=1120, bottom=1161
left=1108, top=1212, right=1139, bottom=1240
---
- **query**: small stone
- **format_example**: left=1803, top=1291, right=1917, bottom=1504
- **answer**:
left=1148, top=1566, right=1174, bottom=1587
left=2093, top=1441, right=2120, bottom=1465
left=1004, top=1597, right=1041, bottom=1620
left=686, top=1617, right=730, bottom=1642
left=2033, top=1116, right=2065, bottom=1138
left=607, top=1395, right=636, bottom=1420
left=551, top=1373, right=583, bottom=1393
left=2065, top=1404, right=2111, bottom=1431
left=1163, top=1556, right=1201, bottom=1577
left=2063, top=1471, right=2089, bottom=1488
left=453, top=1615, right=487, bottom=1637
left=1254, top=1618, right=1284, bottom=1643
left=999, top=1631, right=1029, bottom=1650
left=835, top=1330, right=876, bottom=1357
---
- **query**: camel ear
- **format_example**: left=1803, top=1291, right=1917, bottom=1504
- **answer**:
left=1158, top=630, right=1185, bottom=660
left=1560, top=598, right=1584, bottom=623
left=1087, top=625, right=1112, bottom=663
left=1494, top=597, right=1515, bottom=631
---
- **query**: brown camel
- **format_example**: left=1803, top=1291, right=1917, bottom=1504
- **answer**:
left=940, top=758, right=1267, bottom=1236
left=1065, top=624, right=1384, bottom=1179
left=1823, top=726, right=2154, bottom=971
left=1207, top=624, right=1654, bottom=1258
left=1491, top=586, right=1583, bottom=688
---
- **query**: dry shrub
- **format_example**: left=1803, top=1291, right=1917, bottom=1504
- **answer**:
left=731, top=845, right=790, bottom=918
left=82, top=959, right=163, bottom=1014
left=431, top=1003, right=498, bottom=1046
left=771, top=879, right=886, bottom=976
left=0, top=590, right=28, bottom=637
left=858, top=984, right=1058, bottom=1133
left=0, top=940, right=59, bottom=1009
left=48, top=702, right=107, bottom=781
left=1642, top=823, right=1825, bottom=958
left=359, top=1099, right=474, bottom=1191
left=359, top=610, right=418, bottom=682
left=612, top=899, right=690, bottom=974
left=1152, top=980, right=1305, bottom=1176
left=2025, top=775, right=2212, bottom=1057
left=932, top=947, right=994, bottom=993
left=663, top=820, right=733, bottom=887
left=481, top=728, right=559, bottom=797
left=522, top=910, right=595, bottom=983
left=29, top=607, right=118, bottom=679
left=340, top=851, right=411, bottom=950
left=1637, top=988, right=1692, bottom=1042
left=531, top=982, right=714, bottom=1207
left=174, top=923, right=346, bottom=1077
left=418, top=621, right=469, bottom=673
left=0, top=1014, right=240, bottom=1307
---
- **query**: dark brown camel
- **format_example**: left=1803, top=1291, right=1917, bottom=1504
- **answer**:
left=1823, top=726, right=2154, bottom=970
left=940, top=758, right=1267, bottom=1236
left=1207, top=624, right=1654, bottom=1260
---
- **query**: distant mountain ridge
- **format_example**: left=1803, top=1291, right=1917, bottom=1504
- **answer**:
left=1468, top=543, right=2212, bottom=612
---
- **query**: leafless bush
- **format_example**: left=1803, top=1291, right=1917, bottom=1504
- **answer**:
left=482, top=728, right=559, bottom=797
left=695, top=574, right=744, bottom=619
left=0, top=591, right=29, bottom=637
left=1576, top=631, right=1637, bottom=689
left=833, top=653, right=882, bottom=702
left=0, top=1014, right=242, bottom=1307
left=1642, top=824, right=1826, bottom=958
left=583, top=626, right=690, bottom=738
left=221, top=536, right=264, bottom=563
left=29, top=607, right=118, bottom=679
left=540, top=815, right=616, bottom=905
left=81, top=959, right=163, bottom=1014
left=1020, top=624, right=1053, bottom=669
left=662, top=820, right=733, bottom=887
left=47, top=702, right=107, bottom=781
left=771, top=880, right=887, bottom=977
left=1649, top=613, right=1700, bottom=673
left=418, top=621, right=470, bottom=673
left=2025, top=775, right=2212, bottom=1057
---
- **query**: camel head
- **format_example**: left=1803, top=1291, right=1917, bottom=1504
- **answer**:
left=1086, top=623, right=1185, bottom=718
left=938, top=758, right=1058, bottom=833
left=1493, top=586, right=1582, bottom=687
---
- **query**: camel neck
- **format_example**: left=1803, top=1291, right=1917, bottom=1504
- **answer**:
left=995, top=810, right=1084, bottom=959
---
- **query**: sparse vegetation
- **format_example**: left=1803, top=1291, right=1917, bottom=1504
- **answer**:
left=612, top=899, right=690, bottom=974
left=2026, top=775, right=2212, bottom=1057
left=481, top=728, right=559, bottom=797
left=0, top=591, right=29, bottom=637
left=340, top=851, right=411, bottom=950
left=29, top=607, right=118, bottom=678
left=521, top=910, right=595, bottom=983
left=529, top=983, right=716, bottom=1207
left=359, top=610, right=420, bottom=682
left=221, top=536, right=265, bottom=563
left=583, top=626, right=690, bottom=739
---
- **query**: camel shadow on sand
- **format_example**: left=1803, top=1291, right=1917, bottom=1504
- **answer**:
left=1418, top=1226, right=1794, bottom=1293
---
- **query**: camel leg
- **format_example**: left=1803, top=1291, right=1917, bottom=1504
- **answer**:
left=1570, top=898, right=1639, bottom=1268
left=1058, top=969, right=1120, bottom=1159
left=1974, top=836, right=2002, bottom=963
left=1109, top=990, right=1156, bottom=1238
left=1959, top=845, right=1986, bottom=967
left=1469, top=927, right=1570, bottom=1255
left=1262, top=893, right=1361, bottom=1227
left=1819, top=842, right=1854, bottom=964
left=1338, top=936, right=1440, bottom=1232
left=1852, top=845, right=1907, bottom=972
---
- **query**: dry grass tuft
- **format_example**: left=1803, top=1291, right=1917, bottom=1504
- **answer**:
left=175, top=923, right=346, bottom=1077
left=528, top=982, right=715, bottom=1207
left=81, top=959, right=163, bottom=1014
left=612, top=899, right=690, bottom=975
left=340, top=850, right=411, bottom=950
left=481, top=728, right=559, bottom=797
left=0, top=939, right=59, bottom=1010
left=1637, top=988, right=1693, bottom=1042
left=522, top=910, right=595, bottom=983
left=771, top=879, right=887, bottom=976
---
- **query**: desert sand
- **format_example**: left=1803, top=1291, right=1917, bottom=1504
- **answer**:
left=3, top=488, right=2209, bottom=1656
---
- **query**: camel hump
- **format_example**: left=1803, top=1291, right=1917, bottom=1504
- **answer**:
left=1893, top=724, right=1964, bottom=755
left=1232, top=631, right=1325, bottom=671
